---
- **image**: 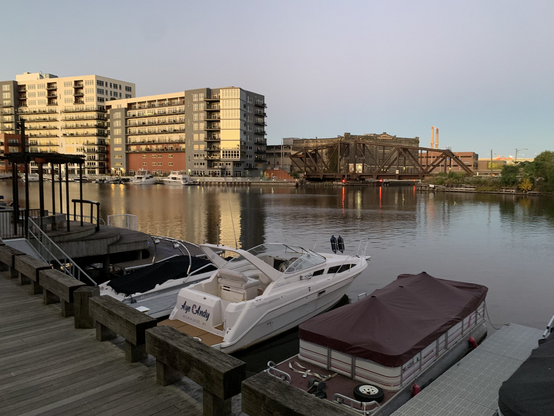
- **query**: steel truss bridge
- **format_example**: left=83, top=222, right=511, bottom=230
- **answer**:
left=290, top=141, right=473, bottom=180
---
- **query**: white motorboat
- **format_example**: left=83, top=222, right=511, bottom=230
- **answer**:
left=168, top=242, right=369, bottom=353
left=163, top=171, right=197, bottom=186
left=22, top=173, right=40, bottom=182
left=130, top=170, right=157, bottom=185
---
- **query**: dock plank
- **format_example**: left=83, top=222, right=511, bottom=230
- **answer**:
left=0, top=272, right=205, bottom=416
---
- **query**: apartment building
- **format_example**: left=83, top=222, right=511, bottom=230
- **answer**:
left=107, top=86, right=266, bottom=177
left=0, top=72, right=135, bottom=175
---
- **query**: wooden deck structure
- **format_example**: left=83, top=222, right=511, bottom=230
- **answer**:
left=0, top=274, right=203, bottom=416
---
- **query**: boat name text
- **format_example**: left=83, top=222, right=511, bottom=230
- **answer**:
left=180, top=301, right=210, bottom=321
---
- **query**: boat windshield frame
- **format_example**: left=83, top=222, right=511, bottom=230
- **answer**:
left=226, top=243, right=326, bottom=274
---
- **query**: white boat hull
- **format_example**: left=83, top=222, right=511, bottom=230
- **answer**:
left=218, top=275, right=358, bottom=353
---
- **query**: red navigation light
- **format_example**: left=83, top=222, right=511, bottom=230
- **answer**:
left=342, top=179, right=346, bottom=184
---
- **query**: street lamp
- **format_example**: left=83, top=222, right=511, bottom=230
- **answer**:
left=515, top=148, right=527, bottom=162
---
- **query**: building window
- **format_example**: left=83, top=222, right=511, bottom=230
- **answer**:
left=125, top=86, right=132, bottom=92
left=85, top=80, right=94, bottom=86
left=64, top=98, right=72, bottom=104
left=97, top=80, right=104, bottom=86
left=2, top=85, right=10, bottom=91
left=2, top=92, right=10, bottom=99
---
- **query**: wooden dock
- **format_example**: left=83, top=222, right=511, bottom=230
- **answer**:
left=0, top=275, right=203, bottom=416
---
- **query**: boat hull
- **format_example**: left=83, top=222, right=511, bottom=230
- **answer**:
left=219, top=276, right=356, bottom=353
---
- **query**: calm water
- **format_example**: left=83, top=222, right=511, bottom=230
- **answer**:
left=5, top=182, right=554, bottom=331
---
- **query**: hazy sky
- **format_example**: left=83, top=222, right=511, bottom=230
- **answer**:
left=1, top=0, right=552, bottom=159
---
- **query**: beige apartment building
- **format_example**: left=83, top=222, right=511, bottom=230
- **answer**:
left=107, top=87, right=266, bottom=177
left=0, top=72, right=135, bottom=175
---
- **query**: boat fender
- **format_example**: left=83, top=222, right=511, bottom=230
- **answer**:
left=412, top=383, right=421, bottom=397
left=337, top=235, right=345, bottom=253
left=330, top=235, right=337, bottom=253
left=468, top=336, right=478, bottom=349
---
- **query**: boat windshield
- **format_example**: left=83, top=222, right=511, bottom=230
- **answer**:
left=226, top=243, right=326, bottom=274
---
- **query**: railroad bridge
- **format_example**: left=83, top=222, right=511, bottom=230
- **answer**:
left=290, top=140, right=473, bottom=181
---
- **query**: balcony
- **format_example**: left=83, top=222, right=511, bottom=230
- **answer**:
left=24, top=116, right=58, bottom=122
left=47, top=94, right=58, bottom=98
left=254, top=100, right=266, bottom=107
left=63, top=114, right=106, bottom=121
left=206, top=115, right=220, bottom=120
left=25, top=125, right=58, bottom=130
left=18, top=108, right=57, bottom=114
left=204, top=94, right=220, bottom=101
left=206, top=135, right=220, bottom=141
left=206, top=123, right=220, bottom=131
left=206, top=104, right=220, bottom=111
left=47, top=84, right=57, bottom=90
left=63, top=105, right=106, bottom=113
left=27, top=133, right=59, bottom=138
left=17, top=86, right=26, bottom=92
left=206, top=146, right=220, bottom=152
left=73, top=82, right=84, bottom=88
left=74, top=91, right=84, bottom=97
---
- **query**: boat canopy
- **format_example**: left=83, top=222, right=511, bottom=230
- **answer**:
left=498, top=331, right=554, bottom=416
left=299, top=272, right=488, bottom=367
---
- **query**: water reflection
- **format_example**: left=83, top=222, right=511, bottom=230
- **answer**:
left=1, top=181, right=553, bottom=330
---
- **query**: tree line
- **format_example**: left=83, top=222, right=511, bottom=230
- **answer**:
left=428, top=151, right=554, bottom=193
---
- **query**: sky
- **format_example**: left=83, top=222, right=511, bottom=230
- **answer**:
left=1, top=0, right=552, bottom=159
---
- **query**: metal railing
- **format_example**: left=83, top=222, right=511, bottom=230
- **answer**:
left=72, top=199, right=100, bottom=231
left=27, top=218, right=96, bottom=286
left=0, top=209, right=42, bottom=239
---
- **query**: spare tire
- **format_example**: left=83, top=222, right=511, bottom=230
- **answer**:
left=353, top=384, right=384, bottom=403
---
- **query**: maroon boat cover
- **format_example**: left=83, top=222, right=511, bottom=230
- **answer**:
left=299, top=272, right=488, bottom=367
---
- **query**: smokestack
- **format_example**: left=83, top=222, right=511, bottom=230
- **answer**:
left=435, top=127, right=439, bottom=149
left=431, top=126, right=435, bottom=148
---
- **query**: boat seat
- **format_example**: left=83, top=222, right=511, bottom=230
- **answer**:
left=218, top=269, right=261, bottom=302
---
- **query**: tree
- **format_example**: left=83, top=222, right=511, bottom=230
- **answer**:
left=519, top=178, right=533, bottom=192
left=531, top=151, right=554, bottom=191
left=500, top=164, right=519, bottom=186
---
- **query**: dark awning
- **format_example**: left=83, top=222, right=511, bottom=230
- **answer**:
left=299, top=272, right=488, bottom=367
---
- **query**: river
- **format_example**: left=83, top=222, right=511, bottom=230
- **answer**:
left=5, top=181, right=553, bottom=331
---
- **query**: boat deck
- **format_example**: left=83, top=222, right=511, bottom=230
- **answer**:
left=158, top=319, right=224, bottom=346
left=391, top=323, right=543, bottom=416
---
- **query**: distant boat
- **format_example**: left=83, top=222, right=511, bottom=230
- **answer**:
left=22, top=173, right=39, bottom=182
left=163, top=171, right=198, bottom=186
left=130, top=170, right=157, bottom=185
